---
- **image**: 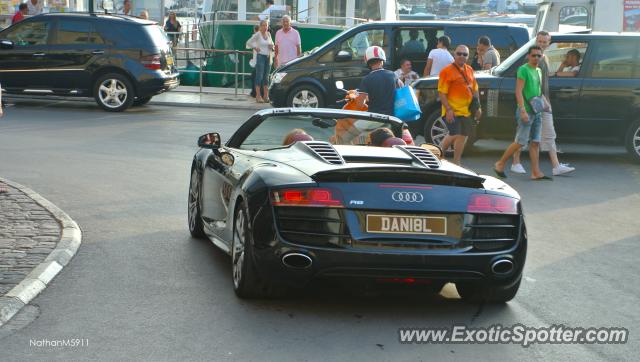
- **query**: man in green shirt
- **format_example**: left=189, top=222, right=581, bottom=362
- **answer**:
left=494, top=45, right=551, bottom=180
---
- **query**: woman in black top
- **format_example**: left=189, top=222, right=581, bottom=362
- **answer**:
left=164, top=12, right=182, bottom=47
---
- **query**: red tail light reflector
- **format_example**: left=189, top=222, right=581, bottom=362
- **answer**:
left=467, top=194, right=518, bottom=214
left=141, top=54, right=162, bottom=70
left=272, top=188, right=343, bottom=207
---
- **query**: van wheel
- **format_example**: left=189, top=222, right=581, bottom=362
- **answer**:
left=288, top=85, right=324, bottom=108
left=94, top=73, right=134, bottom=112
left=626, top=119, right=640, bottom=163
left=133, top=96, right=152, bottom=106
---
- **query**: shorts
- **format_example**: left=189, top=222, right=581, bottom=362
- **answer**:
left=445, top=115, right=472, bottom=136
left=539, top=111, right=557, bottom=152
left=514, top=110, right=542, bottom=146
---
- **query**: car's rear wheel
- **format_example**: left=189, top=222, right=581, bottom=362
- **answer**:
left=133, top=96, right=152, bottom=106
left=188, top=168, right=206, bottom=238
left=94, top=73, right=134, bottom=112
left=232, top=201, right=284, bottom=298
left=456, top=276, right=522, bottom=303
left=287, top=84, right=324, bottom=108
left=625, top=119, right=640, bottom=163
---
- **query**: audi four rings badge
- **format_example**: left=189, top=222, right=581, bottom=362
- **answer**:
left=392, top=191, right=424, bottom=202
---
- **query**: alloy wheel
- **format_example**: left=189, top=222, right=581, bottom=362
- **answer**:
left=232, top=209, right=246, bottom=289
left=188, top=170, right=199, bottom=232
left=98, top=78, right=128, bottom=109
left=291, top=89, right=319, bottom=108
left=430, top=116, right=449, bottom=147
left=633, top=126, right=640, bottom=157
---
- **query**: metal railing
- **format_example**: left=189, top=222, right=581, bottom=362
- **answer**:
left=173, top=47, right=254, bottom=97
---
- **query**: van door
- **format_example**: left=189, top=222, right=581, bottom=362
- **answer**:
left=318, top=26, right=388, bottom=93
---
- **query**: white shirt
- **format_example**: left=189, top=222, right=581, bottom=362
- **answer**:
left=27, top=0, right=43, bottom=15
left=427, top=48, right=454, bottom=76
left=246, top=31, right=274, bottom=56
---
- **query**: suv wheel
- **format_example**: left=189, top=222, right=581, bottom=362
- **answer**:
left=626, top=119, right=640, bottom=163
left=287, top=85, right=324, bottom=108
left=133, top=96, right=152, bottom=106
left=424, top=110, right=449, bottom=147
left=94, top=73, right=134, bottom=112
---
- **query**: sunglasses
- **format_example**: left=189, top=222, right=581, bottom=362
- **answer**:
left=530, top=54, right=542, bottom=58
left=455, top=52, right=469, bottom=57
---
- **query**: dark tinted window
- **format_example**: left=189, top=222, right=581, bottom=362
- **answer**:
left=4, top=20, right=50, bottom=46
left=589, top=40, right=638, bottom=79
left=56, top=20, right=104, bottom=45
left=112, top=24, right=167, bottom=48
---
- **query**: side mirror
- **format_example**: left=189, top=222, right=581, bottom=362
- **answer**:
left=198, top=132, right=221, bottom=149
left=335, top=50, right=353, bottom=62
left=0, top=40, right=14, bottom=50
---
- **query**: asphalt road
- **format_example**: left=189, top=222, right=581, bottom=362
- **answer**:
left=0, top=100, right=638, bottom=361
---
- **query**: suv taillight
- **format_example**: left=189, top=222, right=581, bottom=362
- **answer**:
left=140, top=54, right=161, bottom=70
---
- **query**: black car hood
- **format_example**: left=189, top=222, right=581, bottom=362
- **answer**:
left=243, top=142, right=481, bottom=179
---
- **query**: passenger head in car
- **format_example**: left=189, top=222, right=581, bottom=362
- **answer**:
left=139, top=10, right=149, bottom=20
left=556, top=49, right=581, bottom=77
left=283, top=129, right=314, bottom=145
left=368, top=128, right=406, bottom=147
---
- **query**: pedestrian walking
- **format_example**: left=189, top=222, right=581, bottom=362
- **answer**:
left=475, top=36, right=501, bottom=70
left=424, top=36, right=454, bottom=77
left=494, top=45, right=551, bottom=181
left=12, top=3, right=28, bottom=24
left=511, top=31, right=575, bottom=176
left=274, top=15, right=301, bottom=68
left=437, top=45, right=481, bottom=165
left=356, top=46, right=401, bottom=117
left=394, top=59, right=420, bottom=86
left=164, top=12, right=182, bottom=47
left=26, top=0, right=43, bottom=15
left=248, top=25, right=260, bottom=98
left=121, top=0, right=132, bottom=16
left=246, top=19, right=274, bottom=103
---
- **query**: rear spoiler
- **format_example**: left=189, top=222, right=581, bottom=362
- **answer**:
left=312, top=167, right=485, bottom=188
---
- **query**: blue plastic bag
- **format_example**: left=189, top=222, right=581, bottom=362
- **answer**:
left=394, top=86, right=422, bottom=122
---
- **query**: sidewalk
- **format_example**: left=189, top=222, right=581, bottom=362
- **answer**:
left=0, top=178, right=81, bottom=327
left=5, top=86, right=273, bottom=111
left=151, top=86, right=272, bottom=110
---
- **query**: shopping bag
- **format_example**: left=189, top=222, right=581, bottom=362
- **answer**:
left=394, top=86, right=422, bottom=122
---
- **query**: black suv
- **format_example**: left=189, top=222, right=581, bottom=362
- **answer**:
left=269, top=21, right=529, bottom=108
left=0, top=13, right=179, bottom=111
left=414, top=33, right=640, bottom=162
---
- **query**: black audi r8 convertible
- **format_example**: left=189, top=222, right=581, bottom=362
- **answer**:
left=188, top=108, right=527, bottom=302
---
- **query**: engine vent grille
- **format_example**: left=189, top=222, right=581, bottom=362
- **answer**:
left=401, top=146, right=441, bottom=169
left=303, top=141, right=344, bottom=165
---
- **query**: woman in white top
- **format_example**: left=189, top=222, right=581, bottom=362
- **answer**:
left=246, top=20, right=274, bottom=103
left=424, top=35, right=454, bottom=77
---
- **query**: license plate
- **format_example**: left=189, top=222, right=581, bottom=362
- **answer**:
left=366, top=214, right=447, bottom=235
left=166, top=56, right=174, bottom=66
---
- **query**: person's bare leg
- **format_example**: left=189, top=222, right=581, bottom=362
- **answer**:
left=513, top=148, right=521, bottom=166
left=255, top=85, right=263, bottom=102
left=440, top=135, right=454, bottom=155
left=452, top=136, right=467, bottom=165
left=263, top=85, right=269, bottom=101
left=495, top=143, right=522, bottom=172
left=529, top=142, right=544, bottom=178
left=548, top=149, right=560, bottom=169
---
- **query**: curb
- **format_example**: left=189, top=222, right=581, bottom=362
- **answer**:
left=0, top=177, right=82, bottom=327
left=5, top=94, right=267, bottom=111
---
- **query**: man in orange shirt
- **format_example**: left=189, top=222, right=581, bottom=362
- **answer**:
left=437, top=45, right=481, bottom=165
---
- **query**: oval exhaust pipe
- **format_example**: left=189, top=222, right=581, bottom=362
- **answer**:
left=491, top=259, right=514, bottom=275
left=282, top=253, right=313, bottom=269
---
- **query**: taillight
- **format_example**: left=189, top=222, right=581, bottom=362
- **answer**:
left=271, top=188, right=343, bottom=208
left=140, top=54, right=161, bottom=70
left=467, top=194, right=518, bottom=214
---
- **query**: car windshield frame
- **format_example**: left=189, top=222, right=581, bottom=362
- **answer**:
left=227, top=111, right=403, bottom=151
